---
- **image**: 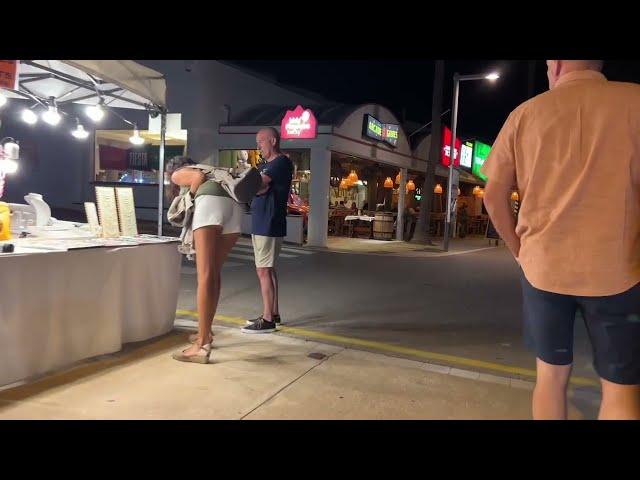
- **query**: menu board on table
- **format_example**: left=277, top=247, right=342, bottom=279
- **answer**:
left=84, top=202, right=100, bottom=230
left=115, top=187, right=138, bottom=236
left=95, top=186, right=120, bottom=238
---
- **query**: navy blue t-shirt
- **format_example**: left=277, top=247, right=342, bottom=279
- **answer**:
left=251, top=155, right=293, bottom=237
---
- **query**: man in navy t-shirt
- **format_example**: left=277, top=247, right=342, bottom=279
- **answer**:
left=242, top=127, right=293, bottom=334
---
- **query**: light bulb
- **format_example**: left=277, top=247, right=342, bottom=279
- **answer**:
left=0, top=92, right=6, bottom=108
left=42, top=106, right=61, bottom=126
left=72, top=124, right=89, bottom=139
left=485, top=72, right=500, bottom=81
left=22, top=108, right=38, bottom=125
left=86, top=104, right=104, bottom=122
left=129, top=128, right=145, bottom=145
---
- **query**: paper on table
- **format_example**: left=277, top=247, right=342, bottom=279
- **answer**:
left=84, top=202, right=100, bottom=230
left=115, top=187, right=138, bottom=236
left=95, top=187, right=120, bottom=238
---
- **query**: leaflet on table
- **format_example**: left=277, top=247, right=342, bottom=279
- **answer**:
left=12, top=238, right=104, bottom=251
left=134, top=234, right=180, bottom=243
left=7, top=235, right=180, bottom=252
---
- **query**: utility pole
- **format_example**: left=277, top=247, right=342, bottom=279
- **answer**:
left=412, top=60, right=444, bottom=244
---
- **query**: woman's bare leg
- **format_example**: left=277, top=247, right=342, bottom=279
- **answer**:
left=181, top=225, right=221, bottom=356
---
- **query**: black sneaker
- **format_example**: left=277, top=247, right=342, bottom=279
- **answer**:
left=245, top=314, right=281, bottom=325
left=241, top=317, right=277, bottom=334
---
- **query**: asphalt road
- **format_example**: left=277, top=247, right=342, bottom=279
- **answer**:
left=177, top=237, right=598, bottom=382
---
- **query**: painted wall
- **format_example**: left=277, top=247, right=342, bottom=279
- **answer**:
left=329, top=104, right=427, bottom=172
left=138, top=60, right=321, bottom=165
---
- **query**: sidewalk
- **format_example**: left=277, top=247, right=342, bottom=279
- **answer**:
left=0, top=325, right=599, bottom=420
left=318, top=235, right=500, bottom=257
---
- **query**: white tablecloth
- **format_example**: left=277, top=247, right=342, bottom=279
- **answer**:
left=0, top=243, right=181, bottom=387
left=344, top=216, right=375, bottom=222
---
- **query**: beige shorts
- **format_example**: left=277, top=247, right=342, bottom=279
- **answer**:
left=251, top=235, right=283, bottom=268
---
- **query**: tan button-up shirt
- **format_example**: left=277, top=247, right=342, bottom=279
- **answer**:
left=482, top=70, right=640, bottom=296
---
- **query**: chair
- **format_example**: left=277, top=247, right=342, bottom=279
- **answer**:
left=341, top=218, right=354, bottom=237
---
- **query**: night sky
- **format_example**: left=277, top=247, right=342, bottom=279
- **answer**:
left=231, top=60, right=640, bottom=144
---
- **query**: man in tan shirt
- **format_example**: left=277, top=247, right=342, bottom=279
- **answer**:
left=482, top=60, right=640, bottom=420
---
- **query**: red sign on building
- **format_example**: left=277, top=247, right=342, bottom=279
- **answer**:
left=281, top=105, right=318, bottom=139
left=441, top=125, right=462, bottom=168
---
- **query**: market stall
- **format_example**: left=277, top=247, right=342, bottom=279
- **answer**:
left=0, top=60, right=182, bottom=388
left=0, top=239, right=181, bottom=388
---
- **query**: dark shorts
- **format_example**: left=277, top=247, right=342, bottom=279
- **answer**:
left=520, top=272, right=640, bottom=385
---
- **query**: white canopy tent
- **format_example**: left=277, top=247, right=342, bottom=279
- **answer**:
left=1, top=60, right=169, bottom=234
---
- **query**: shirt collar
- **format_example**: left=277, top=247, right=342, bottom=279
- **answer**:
left=554, top=70, right=607, bottom=89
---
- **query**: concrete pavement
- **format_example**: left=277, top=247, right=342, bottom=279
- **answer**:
left=321, top=235, right=500, bottom=257
left=0, top=325, right=599, bottom=420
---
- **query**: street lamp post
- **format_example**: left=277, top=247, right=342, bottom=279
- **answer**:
left=443, top=71, right=499, bottom=252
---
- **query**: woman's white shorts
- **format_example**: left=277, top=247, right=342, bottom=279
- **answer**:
left=192, top=195, right=243, bottom=234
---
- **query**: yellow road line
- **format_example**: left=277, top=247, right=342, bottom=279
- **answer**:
left=175, top=309, right=599, bottom=388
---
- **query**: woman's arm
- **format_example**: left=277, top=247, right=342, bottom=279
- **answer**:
left=171, top=167, right=207, bottom=195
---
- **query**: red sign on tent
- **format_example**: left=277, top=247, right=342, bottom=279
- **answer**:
left=0, top=60, right=18, bottom=90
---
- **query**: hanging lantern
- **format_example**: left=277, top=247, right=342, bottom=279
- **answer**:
left=434, top=183, right=443, bottom=194
left=473, top=186, right=481, bottom=196
left=348, top=170, right=359, bottom=183
left=406, top=179, right=416, bottom=191
left=383, top=177, right=393, bottom=189
left=395, top=172, right=401, bottom=185
left=511, top=191, right=520, bottom=201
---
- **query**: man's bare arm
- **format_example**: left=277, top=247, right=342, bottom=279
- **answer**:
left=255, top=173, right=272, bottom=196
left=484, top=179, right=520, bottom=260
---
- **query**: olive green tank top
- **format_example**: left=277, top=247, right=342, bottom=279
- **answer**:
left=195, top=180, right=231, bottom=199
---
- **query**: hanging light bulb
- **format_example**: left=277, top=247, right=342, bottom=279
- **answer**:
left=348, top=169, right=358, bottom=183
left=0, top=91, right=7, bottom=108
left=511, top=191, right=520, bottom=201
left=42, top=98, right=61, bottom=126
left=42, top=100, right=61, bottom=126
left=129, top=126, right=145, bottom=145
left=21, top=108, right=38, bottom=125
left=71, top=120, right=89, bottom=140
left=384, top=177, right=393, bottom=189
left=476, top=188, right=485, bottom=198
left=395, top=172, right=401, bottom=185
left=434, top=183, right=443, bottom=194
left=339, top=178, right=348, bottom=189
left=473, top=185, right=481, bottom=196
left=406, top=179, right=416, bottom=191
left=85, top=100, right=105, bottom=122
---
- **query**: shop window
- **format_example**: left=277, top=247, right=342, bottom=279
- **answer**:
left=94, top=129, right=187, bottom=185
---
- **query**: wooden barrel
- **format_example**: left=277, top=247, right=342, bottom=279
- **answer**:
left=373, top=212, right=394, bottom=240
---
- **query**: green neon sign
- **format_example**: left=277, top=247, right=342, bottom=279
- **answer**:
left=472, top=141, right=491, bottom=181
